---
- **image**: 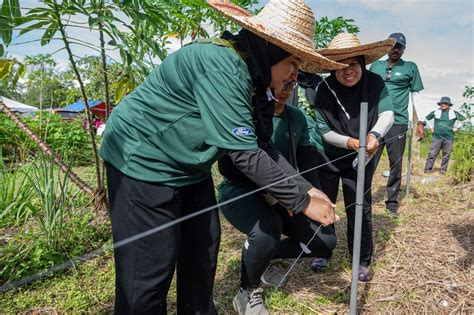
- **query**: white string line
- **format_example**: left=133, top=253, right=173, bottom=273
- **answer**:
left=275, top=223, right=322, bottom=290
left=0, top=150, right=355, bottom=294
left=272, top=139, right=406, bottom=291
left=0, top=131, right=408, bottom=294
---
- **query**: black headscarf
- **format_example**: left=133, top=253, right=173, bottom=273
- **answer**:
left=221, top=29, right=291, bottom=144
left=314, top=56, right=385, bottom=139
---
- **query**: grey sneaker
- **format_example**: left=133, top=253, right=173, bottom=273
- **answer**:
left=260, top=265, right=285, bottom=286
left=233, top=288, right=269, bottom=315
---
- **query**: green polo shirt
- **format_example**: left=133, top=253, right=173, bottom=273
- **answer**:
left=305, top=86, right=393, bottom=157
left=370, top=59, right=424, bottom=125
left=297, top=87, right=324, bottom=150
left=425, top=109, right=466, bottom=140
left=100, top=40, right=257, bottom=186
left=271, top=105, right=312, bottom=159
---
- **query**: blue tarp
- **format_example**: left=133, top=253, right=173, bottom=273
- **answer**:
left=62, top=100, right=104, bottom=111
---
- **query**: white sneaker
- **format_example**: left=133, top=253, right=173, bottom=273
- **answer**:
left=233, top=287, right=269, bottom=315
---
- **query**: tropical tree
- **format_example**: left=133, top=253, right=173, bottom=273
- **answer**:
left=313, top=16, right=360, bottom=48
left=23, top=54, right=57, bottom=110
left=460, top=85, right=473, bottom=131
left=0, top=0, right=259, bottom=206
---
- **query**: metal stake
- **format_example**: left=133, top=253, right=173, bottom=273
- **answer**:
left=349, top=101, right=368, bottom=315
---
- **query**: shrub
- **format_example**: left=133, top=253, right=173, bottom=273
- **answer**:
left=0, top=113, right=93, bottom=165
left=450, top=132, right=473, bottom=183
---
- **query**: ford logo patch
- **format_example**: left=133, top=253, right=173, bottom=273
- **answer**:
left=232, top=127, right=254, bottom=136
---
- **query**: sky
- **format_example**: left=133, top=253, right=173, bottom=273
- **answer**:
left=4, top=0, right=474, bottom=119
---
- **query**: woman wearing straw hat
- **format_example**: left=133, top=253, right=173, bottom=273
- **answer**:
left=99, top=0, right=344, bottom=313
left=306, top=33, right=395, bottom=281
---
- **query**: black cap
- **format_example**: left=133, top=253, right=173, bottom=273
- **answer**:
left=389, top=33, right=406, bottom=47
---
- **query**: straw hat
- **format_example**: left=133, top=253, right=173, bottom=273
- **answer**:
left=317, top=33, right=395, bottom=67
left=208, top=0, right=347, bottom=72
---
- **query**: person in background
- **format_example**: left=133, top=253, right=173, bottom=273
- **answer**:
left=423, top=96, right=466, bottom=174
left=312, top=33, right=395, bottom=281
left=218, top=81, right=337, bottom=315
left=369, top=32, right=424, bottom=217
left=99, top=0, right=344, bottom=313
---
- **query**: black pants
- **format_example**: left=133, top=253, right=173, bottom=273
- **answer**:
left=219, top=183, right=337, bottom=289
left=106, top=164, right=220, bottom=315
left=372, top=124, right=408, bottom=210
left=315, top=151, right=375, bottom=267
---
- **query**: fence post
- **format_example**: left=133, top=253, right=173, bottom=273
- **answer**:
left=349, top=101, right=368, bottom=314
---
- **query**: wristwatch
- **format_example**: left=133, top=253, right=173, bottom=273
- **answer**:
left=369, top=131, right=382, bottom=142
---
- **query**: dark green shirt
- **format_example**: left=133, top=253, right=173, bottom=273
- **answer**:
left=297, top=87, right=323, bottom=150
left=271, top=105, right=312, bottom=159
left=370, top=59, right=424, bottom=125
left=219, top=105, right=313, bottom=198
left=100, top=41, right=257, bottom=186
left=425, top=109, right=466, bottom=140
left=302, top=86, right=393, bottom=156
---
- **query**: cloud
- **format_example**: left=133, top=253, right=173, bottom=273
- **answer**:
left=336, top=0, right=419, bottom=12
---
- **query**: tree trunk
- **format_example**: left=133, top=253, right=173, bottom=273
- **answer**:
left=0, top=101, right=98, bottom=199
left=51, top=0, right=105, bottom=209
left=98, top=1, right=111, bottom=191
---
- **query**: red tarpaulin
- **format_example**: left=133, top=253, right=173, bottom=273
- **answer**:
left=89, top=102, right=113, bottom=121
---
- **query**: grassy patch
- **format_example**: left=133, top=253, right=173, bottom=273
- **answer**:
left=0, top=252, right=114, bottom=313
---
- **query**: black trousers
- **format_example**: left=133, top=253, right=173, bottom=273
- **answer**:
left=315, top=151, right=375, bottom=267
left=106, top=164, right=220, bottom=315
left=219, top=184, right=337, bottom=289
left=372, top=124, right=408, bottom=209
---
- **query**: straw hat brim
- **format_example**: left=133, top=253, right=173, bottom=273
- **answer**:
left=318, top=38, right=396, bottom=66
left=208, top=0, right=347, bottom=73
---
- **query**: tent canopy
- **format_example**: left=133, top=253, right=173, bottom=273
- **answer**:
left=0, top=96, right=38, bottom=114
left=62, top=100, right=104, bottom=111
left=89, top=102, right=113, bottom=120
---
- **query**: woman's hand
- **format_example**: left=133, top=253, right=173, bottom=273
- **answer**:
left=307, top=187, right=335, bottom=207
left=303, top=196, right=340, bottom=226
left=346, top=137, right=359, bottom=151
left=366, top=133, right=380, bottom=156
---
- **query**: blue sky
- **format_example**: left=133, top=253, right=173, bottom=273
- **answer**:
left=4, top=0, right=474, bottom=118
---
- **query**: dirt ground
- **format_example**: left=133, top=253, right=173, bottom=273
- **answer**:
left=213, top=159, right=474, bottom=314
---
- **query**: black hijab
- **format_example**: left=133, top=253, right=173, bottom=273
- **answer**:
left=221, top=29, right=291, bottom=144
left=314, top=56, right=385, bottom=139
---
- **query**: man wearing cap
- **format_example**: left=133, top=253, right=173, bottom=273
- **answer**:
left=423, top=96, right=466, bottom=174
left=370, top=32, right=424, bottom=216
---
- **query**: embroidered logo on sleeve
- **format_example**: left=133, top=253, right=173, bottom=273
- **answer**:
left=317, top=123, right=328, bottom=130
left=232, top=127, right=255, bottom=137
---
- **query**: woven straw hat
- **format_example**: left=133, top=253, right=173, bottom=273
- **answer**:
left=208, top=0, right=347, bottom=72
left=317, top=33, right=395, bottom=66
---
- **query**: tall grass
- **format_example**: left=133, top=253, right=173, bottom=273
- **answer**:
left=25, top=152, right=72, bottom=251
left=0, top=150, right=35, bottom=227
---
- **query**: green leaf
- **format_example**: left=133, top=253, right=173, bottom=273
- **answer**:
left=9, top=0, right=21, bottom=18
left=40, top=23, right=58, bottom=46
left=0, top=59, right=15, bottom=80
left=0, top=44, right=3, bottom=57
left=88, top=16, right=99, bottom=29
left=19, top=20, right=51, bottom=36
left=107, top=38, right=117, bottom=46
left=12, top=61, right=25, bottom=86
